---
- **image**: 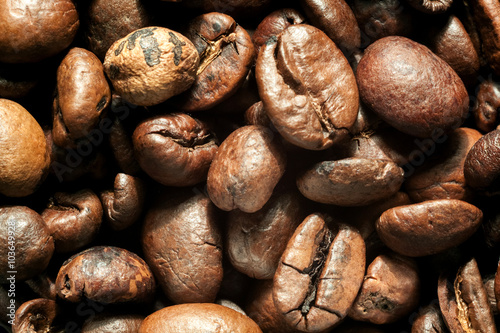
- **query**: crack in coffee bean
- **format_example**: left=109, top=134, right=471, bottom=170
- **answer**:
left=196, top=26, right=238, bottom=75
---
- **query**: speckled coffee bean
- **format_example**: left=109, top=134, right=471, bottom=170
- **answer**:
left=376, top=199, right=483, bottom=257
left=52, top=47, right=111, bottom=148
left=0, top=206, right=54, bottom=281
left=357, top=36, right=468, bottom=138
left=207, top=125, right=286, bottom=213
left=0, top=0, right=79, bottom=63
left=139, top=303, right=263, bottom=333
left=464, top=129, right=500, bottom=192
left=104, top=27, right=199, bottom=106
left=56, top=246, right=156, bottom=304
left=41, top=189, right=103, bottom=253
left=0, top=99, right=50, bottom=197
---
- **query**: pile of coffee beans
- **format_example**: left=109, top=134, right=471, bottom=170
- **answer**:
left=1, top=0, right=500, bottom=331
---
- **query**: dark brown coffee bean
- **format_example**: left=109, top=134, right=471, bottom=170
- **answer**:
left=84, top=0, right=153, bottom=60
left=171, top=13, right=255, bottom=111
left=104, top=27, right=199, bottom=106
left=227, top=189, right=305, bottom=279
left=473, top=78, right=500, bottom=132
left=25, top=271, right=57, bottom=301
left=139, top=303, right=262, bottom=332
left=405, top=127, right=482, bottom=202
left=464, top=129, right=500, bottom=192
left=0, top=63, right=40, bottom=99
left=376, top=199, right=483, bottom=257
left=483, top=274, right=498, bottom=316
left=357, top=36, right=468, bottom=138
left=142, top=189, right=223, bottom=304
left=81, top=313, right=144, bottom=333
left=56, top=246, right=156, bottom=304
left=273, top=214, right=366, bottom=332
left=256, top=24, right=359, bottom=150
left=405, top=0, right=453, bottom=14
left=348, top=253, right=420, bottom=324
left=0, top=0, right=79, bottom=63
left=42, top=189, right=103, bottom=253
left=12, top=298, right=59, bottom=333
left=468, top=0, right=500, bottom=76
left=207, top=125, right=286, bottom=213
left=0, top=99, right=50, bottom=197
left=0, top=206, right=54, bottom=281
left=411, top=303, right=448, bottom=333
left=299, top=0, right=361, bottom=54
left=297, top=158, right=404, bottom=206
left=52, top=47, right=111, bottom=148
left=252, top=8, right=306, bottom=55
left=438, top=258, right=496, bottom=333
left=133, top=113, right=218, bottom=187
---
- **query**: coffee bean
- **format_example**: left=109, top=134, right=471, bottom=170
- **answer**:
left=473, top=78, right=500, bottom=132
left=411, top=304, right=448, bottom=333
left=464, top=129, right=500, bottom=192
left=405, top=0, right=452, bottom=14
left=81, top=313, right=144, bottom=333
left=12, top=298, right=59, bottom=333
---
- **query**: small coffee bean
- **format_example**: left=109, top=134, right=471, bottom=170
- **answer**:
left=473, top=78, right=500, bottom=132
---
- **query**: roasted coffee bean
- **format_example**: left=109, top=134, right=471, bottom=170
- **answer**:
left=299, top=0, right=361, bottom=54
left=139, top=303, right=262, bottom=333
left=0, top=206, right=54, bottom=281
left=464, top=128, right=500, bottom=192
left=52, top=47, right=111, bottom=148
left=348, top=253, right=420, bottom=324
left=405, top=0, right=453, bottom=14
left=297, top=158, right=404, bottom=206
left=273, top=214, right=365, bottom=332
left=12, top=298, right=59, bottom=333
left=56, top=246, right=156, bottom=304
left=171, top=12, right=255, bottom=111
left=411, top=303, right=448, bottom=333
left=404, top=127, right=482, bottom=202
left=0, top=63, right=40, bottom=99
left=376, top=199, right=483, bottom=257
left=357, top=36, right=468, bottom=138
left=473, top=78, right=500, bottom=132
left=142, top=189, right=223, bottom=304
left=244, top=101, right=271, bottom=127
left=101, top=173, right=146, bottom=231
left=81, top=313, right=144, bottom=333
left=438, top=258, right=496, bottom=333
left=256, top=24, right=359, bottom=150
left=104, top=27, right=199, bottom=106
left=0, top=99, right=50, bottom=197
left=252, top=8, right=306, bottom=55
left=133, top=113, right=218, bottom=187
left=207, top=125, right=286, bottom=213
left=484, top=274, right=498, bottom=316
left=226, top=189, right=305, bottom=279
left=41, top=189, right=103, bottom=253
left=0, top=0, right=79, bottom=63
left=25, top=271, right=57, bottom=301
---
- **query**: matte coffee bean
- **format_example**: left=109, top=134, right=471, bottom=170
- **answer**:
left=104, top=27, right=199, bottom=106
left=273, top=214, right=365, bottom=332
left=473, top=78, right=500, bottom=132
left=81, top=313, right=144, bottom=333
left=52, top=47, right=111, bottom=148
left=133, top=113, right=218, bottom=187
left=207, top=125, right=286, bottom=213
left=142, top=189, right=223, bottom=304
left=297, top=158, right=404, bottom=206
left=56, top=246, right=156, bottom=304
left=139, top=303, right=263, bottom=332
left=357, top=36, right=468, bottom=138
left=0, top=0, right=79, bottom=63
left=0, top=206, right=54, bottom=281
left=12, top=298, right=59, bottom=333
left=0, top=99, right=50, bottom=197
left=411, top=304, right=448, bottom=333
left=42, top=189, right=103, bottom=253
left=376, top=199, right=483, bottom=257
left=464, top=129, right=500, bottom=191
left=256, top=24, right=359, bottom=150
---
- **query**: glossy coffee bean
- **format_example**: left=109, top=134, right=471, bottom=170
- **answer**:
left=12, top=298, right=59, bottom=333
left=133, top=113, right=218, bottom=187
left=104, top=27, right=199, bottom=106
left=256, top=24, right=359, bottom=150
left=357, top=36, right=468, bottom=138
left=405, top=0, right=452, bottom=14
left=0, top=0, right=79, bottom=63
left=0, top=99, right=50, bottom=197
left=42, top=189, right=103, bottom=253
left=464, top=129, right=500, bottom=192
left=376, top=199, right=482, bottom=257
left=56, top=246, right=156, bottom=304
left=142, top=189, right=223, bottom=304
left=81, top=313, right=144, bottom=333
left=273, top=214, right=365, bottom=332
left=207, top=125, right=286, bottom=213
left=473, top=78, right=500, bottom=132
left=0, top=206, right=54, bottom=281
left=52, top=47, right=111, bottom=148
left=139, top=303, right=262, bottom=332
left=411, top=303, right=448, bottom=333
